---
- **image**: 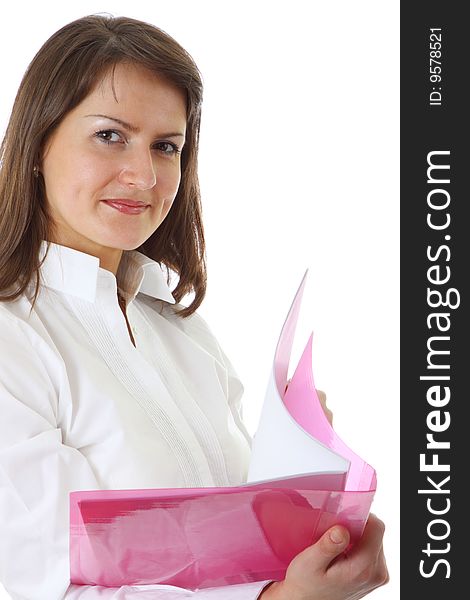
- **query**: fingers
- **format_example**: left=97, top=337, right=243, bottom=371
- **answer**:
left=349, top=513, right=386, bottom=560
left=316, top=389, right=333, bottom=425
left=285, top=383, right=333, bottom=426
left=328, top=514, right=388, bottom=588
left=363, top=516, right=389, bottom=588
left=375, top=545, right=390, bottom=587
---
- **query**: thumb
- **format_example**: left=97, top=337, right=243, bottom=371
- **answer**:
left=307, top=525, right=350, bottom=572
left=284, top=525, right=351, bottom=588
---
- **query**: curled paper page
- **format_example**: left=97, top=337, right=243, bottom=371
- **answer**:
left=248, top=269, right=376, bottom=492
left=69, top=270, right=376, bottom=588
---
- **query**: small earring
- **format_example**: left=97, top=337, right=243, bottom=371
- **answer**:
left=33, top=165, right=40, bottom=178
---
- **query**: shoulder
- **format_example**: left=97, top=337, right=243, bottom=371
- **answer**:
left=0, top=297, right=64, bottom=379
left=0, top=297, right=33, bottom=343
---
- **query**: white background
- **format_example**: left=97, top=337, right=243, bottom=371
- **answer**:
left=0, top=2, right=399, bottom=599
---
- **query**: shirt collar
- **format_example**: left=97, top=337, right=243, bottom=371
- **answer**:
left=38, top=241, right=176, bottom=305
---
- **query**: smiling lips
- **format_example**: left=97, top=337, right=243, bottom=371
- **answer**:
left=101, top=199, right=149, bottom=215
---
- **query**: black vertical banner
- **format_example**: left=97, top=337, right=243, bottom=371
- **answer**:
left=401, top=3, right=466, bottom=597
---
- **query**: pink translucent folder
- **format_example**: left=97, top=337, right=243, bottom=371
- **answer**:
left=70, top=271, right=376, bottom=589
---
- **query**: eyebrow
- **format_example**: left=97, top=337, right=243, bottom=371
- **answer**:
left=84, top=114, right=185, bottom=138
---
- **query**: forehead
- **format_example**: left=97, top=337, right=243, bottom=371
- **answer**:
left=81, top=62, right=187, bottom=122
left=94, top=63, right=169, bottom=94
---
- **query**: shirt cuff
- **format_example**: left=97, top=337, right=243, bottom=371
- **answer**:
left=65, top=581, right=275, bottom=599
left=194, top=580, right=274, bottom=598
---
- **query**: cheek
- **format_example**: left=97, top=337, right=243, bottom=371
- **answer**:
left=161, top=197, right=175, bottom=217
left=158, top=164, right=182, bottom=203
left=73, top=152, right=117, bottom=189
left=45, top=147, right=113, bottom=201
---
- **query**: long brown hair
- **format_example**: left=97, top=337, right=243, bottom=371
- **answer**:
left=0, top=14, right=206, bottom=318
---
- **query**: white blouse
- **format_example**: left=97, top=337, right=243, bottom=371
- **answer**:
left=0, top=242, right=271, bottom=600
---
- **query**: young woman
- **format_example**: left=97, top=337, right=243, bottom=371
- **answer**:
left=0, top=14, right=388, bottom=600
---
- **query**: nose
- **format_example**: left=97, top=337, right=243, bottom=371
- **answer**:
left=118, top=146, right=157, bottom=190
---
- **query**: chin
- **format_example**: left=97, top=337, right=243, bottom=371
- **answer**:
left=98, top=230, right=152, bottom=252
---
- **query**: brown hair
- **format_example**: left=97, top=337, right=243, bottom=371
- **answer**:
left=0, top=14, right=206, bottom=318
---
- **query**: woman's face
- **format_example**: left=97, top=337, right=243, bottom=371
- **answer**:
left=41, top=62, right=187, bottom=273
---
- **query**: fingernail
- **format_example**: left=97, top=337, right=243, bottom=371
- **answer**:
left=329, top=527, right=345, bottom=544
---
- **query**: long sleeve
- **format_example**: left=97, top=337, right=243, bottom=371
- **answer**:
left=0, top=311, right=272, bottom=600
left=0, top=311, right=99, bottom=598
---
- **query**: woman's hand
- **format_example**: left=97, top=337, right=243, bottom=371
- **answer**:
left=259, top=514, right=389, bottom=600
left=284, top=381, right=333, bottom=426
left=316, top=389, right=333, bottom=426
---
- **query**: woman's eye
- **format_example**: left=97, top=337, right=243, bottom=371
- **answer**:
left=155, top=141, right=181, bottom=156
left=94, top=130, right=122, bottom=144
